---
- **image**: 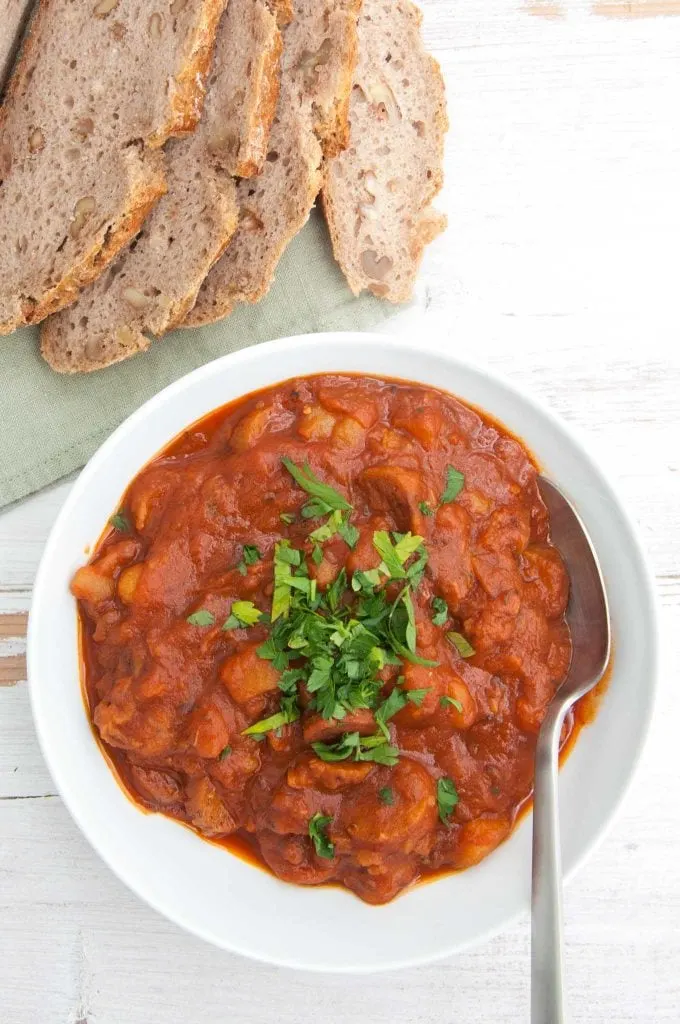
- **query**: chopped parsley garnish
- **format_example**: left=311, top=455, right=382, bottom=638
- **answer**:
left=406, top=688, right=430, bottom=707
left=237, top=544, right=261, bottom=576
left=312, top=731, right=399, bottom=766
left=271, top=540, right=316, bottom=622
left=109, top=512, right=130, bottom=532
left=281, top=457, right=351, bottom=518
left=418, top=501, right=434, bottom=517
left=311, top=543, right=323, bottom=566
left=309, top=509, right=343, bottom=543
left=441, top=466, right=465, bottom=504
left=308, top=813, right=335, bottom=859
left=280, top=512, right=296, bottom=525
left=245, top=524, right=438, bottom=758
left=222, top=600, right=263, bottom=630
left=373, top=531, right=424, bottom=580
left=437, top=777, right=459, bottom=825
left=218, top=745, right=232, bottom=760
left=431, top=596, right=449, bottom=627
left=440, top=695, right=464, bottom=713
left=387, top=587, right=438, bottom=667
left=379, top=786, right=395, bottom=806
left=242, top=704, right=300, bottom=736
left=338, top=518, right=360, bottom=549
left=374, top=684, right=431, bottom=738
left=351, top=568, right=382, bottom=593
left=447, top=631, right=476, bottom=658
left=186, top=609, right=215, bottom=627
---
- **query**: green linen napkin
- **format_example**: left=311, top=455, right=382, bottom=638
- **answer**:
left=0, top=210, right=390, bottom=508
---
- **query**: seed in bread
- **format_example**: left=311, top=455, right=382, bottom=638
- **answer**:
left=184, top=0, right=362, bottom=328
left=322, top=0, right=448, bottom=302
left=40, top=0, right=284, bottom=373
left=0, top=0, right=226, bottom=335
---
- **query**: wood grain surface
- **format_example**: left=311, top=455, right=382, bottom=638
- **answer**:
left=1, top=1, right=679, bottom=1022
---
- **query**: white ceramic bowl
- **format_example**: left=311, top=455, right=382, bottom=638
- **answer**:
left=28, top=333, right=658, bottom=972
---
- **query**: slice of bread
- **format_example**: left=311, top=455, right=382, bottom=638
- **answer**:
left=322, top=0, right=447, bottom=303
left=40, top=0, right=284, bottom=373
left=39, top=141, right=238, bottom=372
left=207, top=0, right=283, bottom=178
left=0, top=0, right=34, bottom=93
left=183, top=0, right=361, bottom=328
left=0, top=0, right=226, bottom=335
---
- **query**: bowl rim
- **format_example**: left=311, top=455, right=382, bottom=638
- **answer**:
left=27, top=331, right=659, bottom=972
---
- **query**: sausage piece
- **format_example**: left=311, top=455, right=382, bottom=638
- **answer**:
left=333, top=759, right=437, bottom=854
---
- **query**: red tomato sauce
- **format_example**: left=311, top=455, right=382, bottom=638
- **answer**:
left=72, top=373, right=582, bottom=904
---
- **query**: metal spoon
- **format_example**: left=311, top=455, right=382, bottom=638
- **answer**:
left=531, top=478, right=611, bottom=1024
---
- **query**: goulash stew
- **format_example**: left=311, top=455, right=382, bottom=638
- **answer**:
left=72, top=374, right=573, bottom=904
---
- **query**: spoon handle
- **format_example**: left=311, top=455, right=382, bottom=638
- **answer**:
left=531, top=699, right=569, bottom=1024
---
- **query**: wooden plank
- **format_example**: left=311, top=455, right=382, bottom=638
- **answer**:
left=0, top=656, right=26, bottom=685
left=0, top=612, right=27, bottom=685
left=594, top=1, right=680, bottom=16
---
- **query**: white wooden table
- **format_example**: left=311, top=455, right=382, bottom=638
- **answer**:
left=1, top=2, right=679, bottom=1021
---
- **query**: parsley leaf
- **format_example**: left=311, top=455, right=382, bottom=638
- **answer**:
left=447, top=631, right=476, bottom=658
left=338, top=518, right=360, bottom=549
left=280, top=512, right=295, bottom=525
left=242, top=705, right=300, bottom=736
left=222, top=600, right=263, bottom=630
left=186, top=609, right=215, bottom=627
left=309, top=509, right=343, bottom=543
left=281, top=458, right=351, bottom=517
left=375, top=687, right=409, bottom=736
left=418, top=501, right=434, bottom=517
left=109, top=512, right=130, bottom=532
left=271, top=540, right=302, bottom=621
left=373, top=531, right=405, bottom=578
left=387, top=587, right=437, bottom=667
left=351, top=569, right=382, bottom=593
left=441, top=466, right=465, bottom=504
left=440, top=695, right=464, bottom=713
left=218, top=745, right=232, bottom=760
left=373, top=531, right=424, bottom=580
left=313, top=731, right=399, bottom=766
left=407, top=687, right=430, bottom=707
left=379, top=787, right=394, bottom=806
left=437, top=777, right=459, bottom=825
left=431, top=596, right=449, bottom=627
left=311, top=543, right=323, bottom=566
left=308, top=813, right=335, bottom=859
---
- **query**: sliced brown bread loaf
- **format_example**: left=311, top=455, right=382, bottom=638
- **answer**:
left=184, top=0, right=361, bottom=328
left=0, top=0, right=226, bottom=335
left=322, top=0, right=447, bottom=302
left=40, top=0, right=284, bottom=373
left=0, top=0, right=34, bottom=93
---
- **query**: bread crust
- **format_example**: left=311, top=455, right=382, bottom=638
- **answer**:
left=148, top=0, right=228, bottom=147
left=232, top=12, right=283, bottom=177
